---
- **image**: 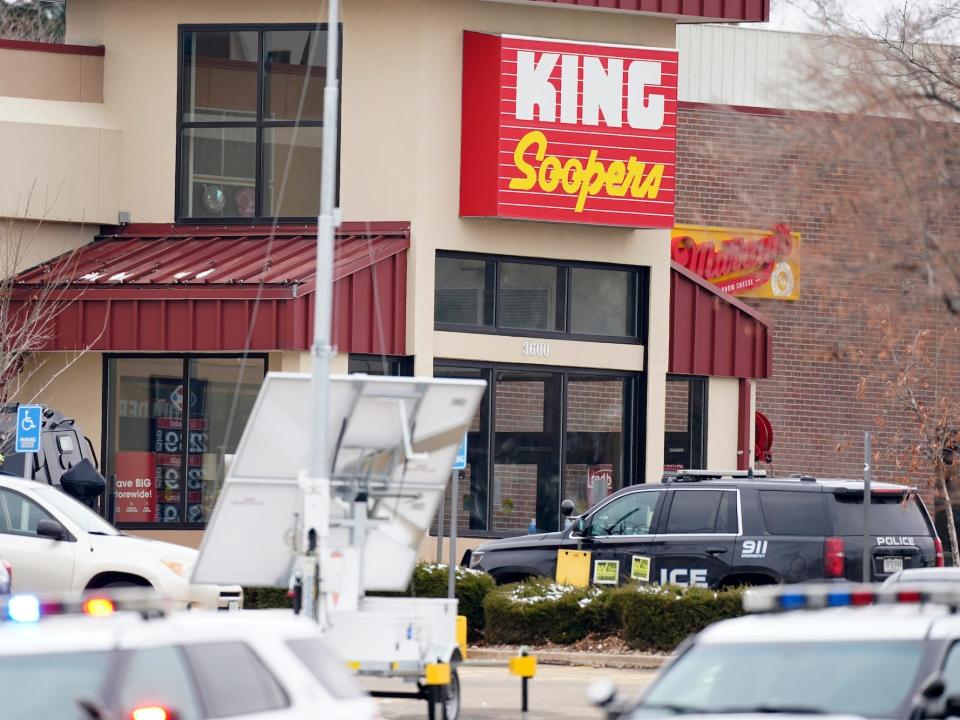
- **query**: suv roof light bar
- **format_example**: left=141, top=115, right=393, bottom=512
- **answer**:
left=0, top=588, right=171, bottom=624
left=664, top=469, right=768, bottom=483
left=743, top=583, right=960, bottom=614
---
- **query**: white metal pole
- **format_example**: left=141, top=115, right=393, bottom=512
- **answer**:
left=448, top=468, right=459, bottom=598
left=863, top=432, right=872, bottom=583
left=306, top=0, right=341, bottom=622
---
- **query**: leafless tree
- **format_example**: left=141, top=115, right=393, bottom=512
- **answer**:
left=0, top=0, right=64, bottom=43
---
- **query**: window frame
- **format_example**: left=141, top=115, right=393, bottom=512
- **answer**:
left=434, top=251, right=646, bottom=344
left=0, top=488, right=72, bottom=540
left=433, top=359, right=644, bottom=538
left=577, top=487, right=665, bottom=539
left=102, top=352, right=268, bottom=530
left=664, top=374, right=708, bottom=471
left=175, top=23, right=341, bottom=224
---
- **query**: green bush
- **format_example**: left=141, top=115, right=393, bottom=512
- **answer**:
left=484, top=580, right=744, bottom=652
left=242, top=586, right=292, bottom=610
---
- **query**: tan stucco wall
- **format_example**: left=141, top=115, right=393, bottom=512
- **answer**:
left=10, top=352, right=104, bottom=454
left=0, top=47, right=102, bottom=103
left=706, top=376, right=740, bottom=470
left=0, top=97, right=121, bottom=224
left=0, top=220, right=96, bottom=276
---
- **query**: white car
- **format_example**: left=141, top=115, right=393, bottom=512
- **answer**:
left=0, top=598, right=378, bottom=720
left=620, top=584, right=960, bottom=720
left=0, top=475, right=241, bottom=609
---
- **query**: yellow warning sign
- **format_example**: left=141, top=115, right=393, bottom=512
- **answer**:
left=593, top=559, right=620, bottom=585
left=631, top=555, right=651, bottom=582
left=556, top=549, right=591, bottom=587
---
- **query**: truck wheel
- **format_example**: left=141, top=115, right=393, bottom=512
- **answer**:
left=443, top=668, right=460, bottom=720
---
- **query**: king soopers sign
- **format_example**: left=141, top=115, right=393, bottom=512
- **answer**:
left=460, top=32, right=678, bottom=228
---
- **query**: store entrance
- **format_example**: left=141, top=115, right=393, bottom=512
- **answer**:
left=435, top=361, right=641, bottom=536
left=493, top=370, right=563, bottom=534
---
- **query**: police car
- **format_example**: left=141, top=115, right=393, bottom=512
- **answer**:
left=469, top=471, right=942, bottom=588
left=616, top=584, right=960, bottom=720
left=0, top=590, right=379, bottom=720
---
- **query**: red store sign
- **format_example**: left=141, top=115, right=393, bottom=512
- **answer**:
left=460, top=32, right=677, bottom=228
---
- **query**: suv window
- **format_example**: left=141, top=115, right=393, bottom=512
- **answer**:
left=115, top=646, right=202, bottom=720
left=832, top=493, right=930, bottom=535
left=184, top=642, right=288, bottom=716
left=590, top=491, right=660, bottom=537
left=665, top=490, right=737, bottom=534
left=759, top=490, right=828, bottom=536
left=0, top=489, right=55, bottom=536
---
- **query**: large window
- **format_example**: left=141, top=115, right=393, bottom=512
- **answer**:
left=177, top=25, right=333, bottom=222
left=434, top=362, right=641, bottom=536
left=434, top=253, right=645, bottom=342
left=104, top=355, right=266, bottom=528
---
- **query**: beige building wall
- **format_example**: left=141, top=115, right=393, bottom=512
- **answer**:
left=9, top=352, right=104, bottom=453
left=0, top=46, right=103, bottom=103
left=706, top=376, right=740, bottom=470
left=0, top=220, right=96, bottom=276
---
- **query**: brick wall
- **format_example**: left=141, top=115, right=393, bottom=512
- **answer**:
left=665, top=379, right=690, bottom=433
left=675, top=104, right=960, bottom=510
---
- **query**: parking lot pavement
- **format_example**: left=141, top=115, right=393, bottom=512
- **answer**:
left=368, top=663, right=657, bottom=720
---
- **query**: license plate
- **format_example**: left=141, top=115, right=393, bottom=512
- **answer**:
left=883, top=557, right=904, bottom=573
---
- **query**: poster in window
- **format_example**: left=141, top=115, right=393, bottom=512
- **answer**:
left=150, top=377, right=208, bottom=523
left=113, top=451, right=156, bottom=523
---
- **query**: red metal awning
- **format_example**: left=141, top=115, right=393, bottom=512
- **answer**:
left=515, top=0, right=769, bottom=22
left=669, top=260, right=772, bottom=379
left=13, top=222, right=410, bottom=354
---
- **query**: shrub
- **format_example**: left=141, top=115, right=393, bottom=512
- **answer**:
left=406, top=564, right=496, bottom=642
left=483, top=579, right=608, bottom=645
left=242, top=586, right=292, bottom=610
left=484, top=580, right=744, bottom=652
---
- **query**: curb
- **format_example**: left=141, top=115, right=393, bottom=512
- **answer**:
left=465, top=647, right=669, bottom=670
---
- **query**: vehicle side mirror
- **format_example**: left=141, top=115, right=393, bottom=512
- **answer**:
left=560, top=498, right=575, bottom=517
left=574, top=517, right=590, bottom=536
left=945, top=695, right=960, bottom=718
left=36, top=518, right=65, bottom=541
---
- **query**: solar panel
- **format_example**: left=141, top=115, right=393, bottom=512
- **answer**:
left=192, top=373, right=486, bottom=591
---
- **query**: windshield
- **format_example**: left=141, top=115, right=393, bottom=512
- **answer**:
left=0, top=650, right=113, bottom=719
left=637, top=640, right=925, bottom=718
left=832, top=494, right=930, bottom=536
left=31, top=485, right=119, bottom=536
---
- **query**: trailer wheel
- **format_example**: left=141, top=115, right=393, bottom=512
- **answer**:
left=442, top=668, right=460, bottom=720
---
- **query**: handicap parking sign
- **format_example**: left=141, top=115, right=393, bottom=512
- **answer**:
left=15, top=405, right=42, bottom=453
left=452, top=434, right=468, bottom=470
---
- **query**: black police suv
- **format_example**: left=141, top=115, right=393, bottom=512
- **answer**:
left=468, top=471, right=943, bottom=588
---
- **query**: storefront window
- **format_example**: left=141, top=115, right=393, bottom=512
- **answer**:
left=178, top=25, right=332, bottom=222
left=664, top=376, right=707, bottom=471
left=434, top=252, right=646, bottom=342
left=434, top=256, right=494, bottom=327
left=564, top=377, right=626, bottom=515
left=105, top=356, right=266, bottom=528
left=347, top=354, right=413, bottom=376
left=435, top=362, right=639, bottom=536
left=497, top=263, right=563, bottom=332
left=569, top=267, right=636, bottom=337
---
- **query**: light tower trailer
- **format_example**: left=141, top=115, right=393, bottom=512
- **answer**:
left=193, top=372, right=486, bottom=720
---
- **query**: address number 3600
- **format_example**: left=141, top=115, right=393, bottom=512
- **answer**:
left=521, top=340, right=551, bottom=358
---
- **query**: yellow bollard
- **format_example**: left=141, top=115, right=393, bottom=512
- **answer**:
left=456, top=615, right=468, bottom=660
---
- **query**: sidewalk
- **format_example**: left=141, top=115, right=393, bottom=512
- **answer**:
left=466, top=646, right=669, bottom=670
